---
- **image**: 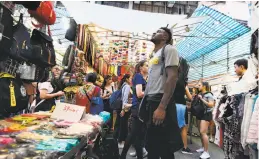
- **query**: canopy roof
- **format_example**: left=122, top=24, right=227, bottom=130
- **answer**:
left=62, top=1, right=186, bottom=34
left=176, top=5, right=251, bottom=61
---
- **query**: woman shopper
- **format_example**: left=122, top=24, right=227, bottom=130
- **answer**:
left=114, top=74, right=132, bottom=149
left=195, top=82, right=215, bottom=159
left=31, top=68, right=64, bottom=112
left=76, top=73, right=102, bottom=114
left=101, top=75, right=116, bottom=131
left=120, top=61, right=148, bottom=159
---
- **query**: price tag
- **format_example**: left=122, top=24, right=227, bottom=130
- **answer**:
left=51, top=103, right=86, bottom=122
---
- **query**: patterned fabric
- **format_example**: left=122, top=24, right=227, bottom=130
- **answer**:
left=222, top=95, right=244, bottom=159
left=75, top=84, right=101, bottom=113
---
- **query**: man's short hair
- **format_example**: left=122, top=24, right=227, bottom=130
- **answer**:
left=160, top=27, right=172, bottom=44
left=234, top=59, right=248, bottom=69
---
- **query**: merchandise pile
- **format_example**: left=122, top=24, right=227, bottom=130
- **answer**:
left=0, top=112, right=110, bottom=158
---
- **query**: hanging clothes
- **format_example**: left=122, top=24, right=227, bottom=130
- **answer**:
left=246, top=98, right=259, bottom=145
left=241, top=94, right=258, bottom=149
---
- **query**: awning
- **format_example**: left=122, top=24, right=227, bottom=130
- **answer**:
left=176, top=5, right=251, bottom=61
left=62, top=1, right=186, bottom=34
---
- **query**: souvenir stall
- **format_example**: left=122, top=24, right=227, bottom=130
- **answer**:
left=0, top=2, right=111, bottom=158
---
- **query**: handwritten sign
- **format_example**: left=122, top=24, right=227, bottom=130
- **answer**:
left=51, top=103, right=86, bottom=122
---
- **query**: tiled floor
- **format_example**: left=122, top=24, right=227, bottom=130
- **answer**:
left=124, top=136, right=224, bottom=159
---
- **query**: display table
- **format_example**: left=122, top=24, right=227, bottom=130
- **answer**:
left=0, top=111, right=109, bottom=159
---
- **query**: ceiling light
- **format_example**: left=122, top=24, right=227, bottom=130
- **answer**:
left=185, top=26, right=190, bottom=32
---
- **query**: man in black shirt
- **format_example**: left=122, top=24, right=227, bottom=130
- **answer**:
left=175, top=73, right=192, bottom=154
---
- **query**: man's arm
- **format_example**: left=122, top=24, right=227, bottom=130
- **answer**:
left=158, top=66, right=178, bottom=110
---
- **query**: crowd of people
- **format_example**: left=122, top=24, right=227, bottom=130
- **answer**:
left=29, top=27, right=253, bottom=159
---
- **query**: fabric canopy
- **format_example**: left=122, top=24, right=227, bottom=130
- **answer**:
left=62, top=2, right=187, bottom=34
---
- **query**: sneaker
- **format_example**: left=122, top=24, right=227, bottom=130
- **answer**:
left=181, top=147, right=193, bottom=154
left=196, top=147, right=205, bottom=153
left=130, top=148, right=148, bottom=158
left=118, top=143, right=124, bottom=149
left=200, top=151, right=210, bottom=159
left=209, top=137, right=214, bottom=143
left=142, top=148, right=148, bottom=158
left=129, top=151, right=136, bottom=157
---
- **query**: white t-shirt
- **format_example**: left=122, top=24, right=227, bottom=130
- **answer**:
left=38, top=82, right=54, bottom=93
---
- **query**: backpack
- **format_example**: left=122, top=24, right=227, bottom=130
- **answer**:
left=93, top=130, right=119, bottom=159
left=109, top=84, right=126, bottom=110
left=0, top=73, right=29, bottom=116
left=160, top=45, right=189, bottom=79
left=191, top=92, right=213, bottom=119
left=160, top=45, right=190, bottom=99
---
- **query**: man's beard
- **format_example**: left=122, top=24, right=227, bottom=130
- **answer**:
left=151, top=38, right=159, bottom=44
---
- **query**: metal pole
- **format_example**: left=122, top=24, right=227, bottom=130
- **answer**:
left=227, top=43, right=229, bottom=73
left=202, top=55, right=204, bottom=79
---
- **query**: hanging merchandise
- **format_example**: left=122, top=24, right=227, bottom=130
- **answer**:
left=65, top=18, right=77, bottom=42
left=28, top=1, right=56, bottom=27
left=62, top=45, right=73, bottom=67
left=30, top=28, right=56, bottom=67
left=14, top=1, right=40, bottom=11
left=0, top=4, right=14, bottom=61
left=0, top=73, right=28, bottom=117
left=117, top=65, right=121, bottom=76
left=9, top=14, right=33, bottom=62
left=250, top=29, right=258, bottom=59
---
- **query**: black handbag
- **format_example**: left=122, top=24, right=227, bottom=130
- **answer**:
left=9, top=14, right=33, bottom=62
left=0, top=4, right=13, bottom=61
left=65, top=19, right=77, bottom=42
left=30, top=28, right=56, bottom=67
left=0, top=73, right=29, bottom=115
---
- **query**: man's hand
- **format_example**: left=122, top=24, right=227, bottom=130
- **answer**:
left=120, top=110, right=125, bottom=117
left=198, top=95, right=202, bottom=99
left=153, top=106, right=166, bottom=126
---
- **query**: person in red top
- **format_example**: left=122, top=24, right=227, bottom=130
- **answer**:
left=76, top=73, right=101, bottom=114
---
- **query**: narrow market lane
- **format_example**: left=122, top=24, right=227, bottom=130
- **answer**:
left=125, top=136, right=224, bottom=159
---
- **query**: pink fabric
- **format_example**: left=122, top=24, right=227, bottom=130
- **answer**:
left=246, top=98, right=259, bottom=144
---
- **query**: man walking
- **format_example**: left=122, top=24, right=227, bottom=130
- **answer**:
left=139, top=27, right=183, bottom=159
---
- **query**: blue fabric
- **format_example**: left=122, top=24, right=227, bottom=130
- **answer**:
left=132, top=73, right=146, bottom=108
left=176, top=103, right=187, bottom=128
left=90, top=96, right=104, bottom=115
left=252, top=95, right=258, bottom=112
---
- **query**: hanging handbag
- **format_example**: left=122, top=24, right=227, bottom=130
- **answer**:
left=30, top=27, right=56, bottom=67
left=0, top=4, right=13, bottom=61
left=17, top=63, right=49, bottom=82
left=0, top=73, right=29, bottom=115
left=28, top=1, right=56, bottom=27
left=17, top=63, right=36, bottom=80
left=9, top=14, right=33, bottom=62
left=65, top=19, right=77, bottom=42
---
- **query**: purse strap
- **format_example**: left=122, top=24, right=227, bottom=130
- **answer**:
left=19, top=13, right=23, bottom=24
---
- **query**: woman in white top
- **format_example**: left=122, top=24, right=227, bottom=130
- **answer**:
left=32, top=70, right=64, bottom=112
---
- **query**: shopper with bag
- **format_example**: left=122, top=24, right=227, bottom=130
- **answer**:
left=120, top=61, right=148, bottom=159
left=194, top=81, right=215, bottom=159
left=101, top=75, right=116, bottom=131
left=76, top=73, right=103, bottom=115
left=113, top=74, right=132, bottom=149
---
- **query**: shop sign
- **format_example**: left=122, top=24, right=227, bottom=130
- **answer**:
left=51, top=103, right=85, bottom=122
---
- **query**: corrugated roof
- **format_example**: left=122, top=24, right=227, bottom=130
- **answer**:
left=176, top=5, right=251, bottom=61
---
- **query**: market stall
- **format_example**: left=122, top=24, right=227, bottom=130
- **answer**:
left=0, top=107, right=110, bottom=159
